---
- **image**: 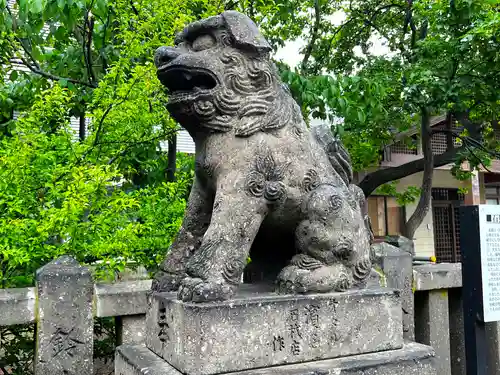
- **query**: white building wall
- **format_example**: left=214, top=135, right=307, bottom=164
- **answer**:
left=397, top=170, right=467, bottom=257
left=176, top=130, right=195, bottom=154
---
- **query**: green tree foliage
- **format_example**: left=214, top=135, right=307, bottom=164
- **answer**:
left=0, top=0, right=219, bottom=285
left=0, top=1, right=214, bottom=372
left=0, top=87, right=193, bottom=285
left=233, top=0, right=499, bottom=237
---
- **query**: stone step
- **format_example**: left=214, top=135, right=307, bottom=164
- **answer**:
left=145, top=286, right=404, bottom=375
left=116, top=342, right=436, bottom=375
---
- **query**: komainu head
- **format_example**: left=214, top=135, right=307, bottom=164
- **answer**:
left=154, top=11, right=301, bottom=138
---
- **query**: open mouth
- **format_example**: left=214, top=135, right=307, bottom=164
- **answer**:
left=157, top=66, right=218, bottom=101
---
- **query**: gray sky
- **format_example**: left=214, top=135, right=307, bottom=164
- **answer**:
left=274, top=11, right=392, bottom=69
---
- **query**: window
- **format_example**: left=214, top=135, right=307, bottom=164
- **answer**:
left=367, top=196, right=405, bottom=237
left=486, top=186, right=500, bottom=205
left=389, top=142, right=418, bottom=155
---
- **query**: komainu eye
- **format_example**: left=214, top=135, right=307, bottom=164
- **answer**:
left=192, top=34, right=216, bottom=51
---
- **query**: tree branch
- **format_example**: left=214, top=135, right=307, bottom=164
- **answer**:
left=83, top=10, right=97, bottom=85
left=409, top=17, right=417, bottom=50
left=107, top=129, right=178, bottom=165
left=301, top=0, right=321, bottom=73
left=166, top=134, right=177, bottom=182
left=453, top=110, right=482, bottom=141
left=224, top=0, right=238, bottom=11
left=400, top=0, right=418, bottom=54
left=247, top=0, right=256, bottom=19
left=91, top=104, right=113, bottom=148
left=341, top=4, right=405, bottom=58
left=5, top=2, right=97, bottom=88
left=100, top=10, right=110, bottom=72
left=358, top=145, right=462, bottom=197
left=7, top=38, right=97, bottom=88
left=403, top=107, right=433, bottom=239
left=363, top=18, right=392, bottom=43
left=317, top=3, right=405, bottom=70
left=16, top=52, right=97, bottom=88
left=129, top=0, right=139, bottom=16
left=90, top=77, right=141, bottom=153
left=463, top=142, right=493, bottom=173
left=431, top=127, right=500, bottom=160
left=360, top=122, right=500, bottom=198
left=322, top=18, right=356, bottom=66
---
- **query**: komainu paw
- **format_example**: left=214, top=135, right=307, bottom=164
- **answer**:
left=177, top=277, right=236, bottom=302
left=276, top=261, right=352, bottom=294
left=151, top=270, right=185, bottom=293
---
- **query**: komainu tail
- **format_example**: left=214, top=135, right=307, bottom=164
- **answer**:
left=312, top=124, right=374, bottom=244
left=312, top=124, right=353, bottom=186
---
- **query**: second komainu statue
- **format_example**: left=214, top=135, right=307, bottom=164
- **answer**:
left=152, top=10, right=374, bottom=302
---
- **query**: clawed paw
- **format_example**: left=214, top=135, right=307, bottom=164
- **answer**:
left=177, top=277, right=235, bottom=302
left=276, top=264, right=352, bottom=294
left=276, top=265, right=309, bottom=294
left=151, top=270, right=185, bottom=293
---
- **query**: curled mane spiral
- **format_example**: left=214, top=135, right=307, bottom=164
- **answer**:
left=193, top=50, right=302, bottom=137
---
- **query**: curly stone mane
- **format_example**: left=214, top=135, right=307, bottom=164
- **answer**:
left=193, top=50, right=302, bottom=136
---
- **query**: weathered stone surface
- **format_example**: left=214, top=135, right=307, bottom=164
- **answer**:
left=145, top=286, right=403, bottom=375
left=415, top=289, right=451, bottom=375
left=151, top=10, right=373, bottom=302
left=366, top=268, right=385, bottom=288
left=384, top=235, right=415, bottom=256
left=448, top=288, right=466, bottom=375
left=485, top=322, right=500, bottom=375
left=413, top=263, right=463, bottom=374
left=115, top=342, right=436, bottom=375
left=413, top=263, right=462, bottom=291
left=117, top=315, right=147, bottom=345
left=95, top=279, right=152, bottom=317
left=0, top=287, right=35, bottom=326
left=371, top=242, right=414, bottom=341
left=35, top=255, right=94, bottom=375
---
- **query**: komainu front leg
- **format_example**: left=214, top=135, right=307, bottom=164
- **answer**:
left=152, top=178, right=213, bottom=293
left=277, top=185, right=371, bottom=294
left=177, top=186, right=267, bottom=302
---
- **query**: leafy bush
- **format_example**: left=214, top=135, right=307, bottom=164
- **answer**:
left=0, top=87, right=193, bottom=287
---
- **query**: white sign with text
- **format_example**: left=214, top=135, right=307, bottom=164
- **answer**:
left=479, top=205, right=500, bottom=322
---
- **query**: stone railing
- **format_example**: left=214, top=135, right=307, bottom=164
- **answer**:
left=0, top=256, right=491, bottom=375
left=413, top=263, right=463, bottom=375
left=412, top=262, right=500, bottom=375
left=0, top=256, right=151, bottom=374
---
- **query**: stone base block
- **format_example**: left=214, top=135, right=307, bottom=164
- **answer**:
left=115, top=343, right=436, bottom=375
left=146, top=286, right=403, bottom=375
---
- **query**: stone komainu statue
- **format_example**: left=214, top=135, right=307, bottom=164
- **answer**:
left=152, top=11, right=373, bottom=302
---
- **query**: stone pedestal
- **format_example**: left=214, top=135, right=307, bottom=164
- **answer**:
left=116, top=343, right=436, bottom=375
left=116, top=286, right=436, bottom=375
left=146, top=286, right=403, bottom=375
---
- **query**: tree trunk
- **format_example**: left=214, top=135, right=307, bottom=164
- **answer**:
left=79, top=113, right=86, bottom=141
left=166, top=135, right=177, bottom=182
left=402, top=107, right=434, bottom=239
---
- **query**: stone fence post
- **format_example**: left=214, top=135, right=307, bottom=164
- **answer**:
left=371, top=241, right=414, bottom=341
left=35, top=256, right=94, bottom=375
